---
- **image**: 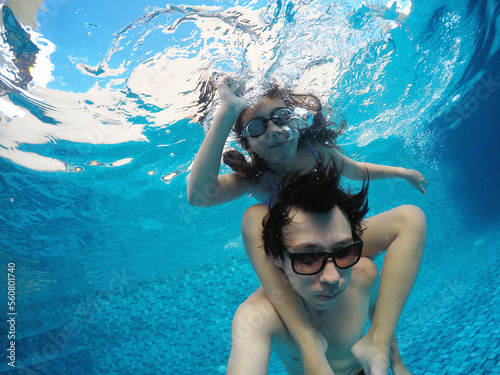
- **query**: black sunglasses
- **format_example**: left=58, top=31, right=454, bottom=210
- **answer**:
left=283, top=241, right=363, bottom=276
left=240, top=107, right=296, bottom=139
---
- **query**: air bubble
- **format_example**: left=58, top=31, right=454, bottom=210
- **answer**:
left=261, top=13, right=272, bottom=24
left=162, top=172, right=179, bottom=182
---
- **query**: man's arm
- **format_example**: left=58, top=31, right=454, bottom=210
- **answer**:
left=227, top=297, right=273, bottom=375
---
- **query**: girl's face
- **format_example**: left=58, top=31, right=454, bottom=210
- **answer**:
left=240, top=97, right=300, bottom=165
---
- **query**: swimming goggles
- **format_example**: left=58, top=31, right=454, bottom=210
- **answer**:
left=283, top=241, right=363, bottom=275
left=240, top=107, right=310, bottom=139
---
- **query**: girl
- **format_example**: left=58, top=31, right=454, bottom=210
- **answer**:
left=187, top=76, right=426, bottom=375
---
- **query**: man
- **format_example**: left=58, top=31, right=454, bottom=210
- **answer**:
left=227, top=160, right=412, bottom=375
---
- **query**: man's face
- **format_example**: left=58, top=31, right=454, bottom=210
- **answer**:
left=276, top=206, right=354, bottom=311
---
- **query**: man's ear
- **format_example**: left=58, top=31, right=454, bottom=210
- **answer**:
left=272, top=256, right=284, bottom=269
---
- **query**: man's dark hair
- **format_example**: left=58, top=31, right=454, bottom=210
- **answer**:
left=262, top=158, right=369, bottom=260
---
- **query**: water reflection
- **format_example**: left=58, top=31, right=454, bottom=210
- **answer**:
left=0, top=0, right=497, bottom=174
left=0, top=1, right=472, bottom=172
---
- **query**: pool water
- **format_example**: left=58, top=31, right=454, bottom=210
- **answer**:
left=0, top=0, right=499, bottom=374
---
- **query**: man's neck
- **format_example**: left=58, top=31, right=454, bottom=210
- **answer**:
left=303, top=298, right=343, bottom=322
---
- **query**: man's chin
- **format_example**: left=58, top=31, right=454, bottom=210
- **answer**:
left=309, top=291, right=343, bottom=309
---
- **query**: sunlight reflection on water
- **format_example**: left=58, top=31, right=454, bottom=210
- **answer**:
left=0, top=0, right=477, bottom=175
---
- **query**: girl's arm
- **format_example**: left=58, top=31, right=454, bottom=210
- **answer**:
left=242, top=204, right=334, bottom=375
left=352, top=205, right=426, bottom=375
left=364, top=258, right=413, bottom=375
left=187, top=77, right=250, bottom=207
left=329, top=148, right=428, bottom=194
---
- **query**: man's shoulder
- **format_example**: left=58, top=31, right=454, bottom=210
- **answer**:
left=232, top=287, right=285, bottom=339
left=227, top=288, right=287, bottom=375
left=242, top=204, right=269, bottom=227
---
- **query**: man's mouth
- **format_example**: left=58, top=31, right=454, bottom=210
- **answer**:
left=317, top=290, right=342, bottom=301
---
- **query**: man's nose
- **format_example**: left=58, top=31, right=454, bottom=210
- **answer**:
left=319, top=259, right=340, bottom=284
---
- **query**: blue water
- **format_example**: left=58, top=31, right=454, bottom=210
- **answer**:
left=0, top=0, right=499, bottom=374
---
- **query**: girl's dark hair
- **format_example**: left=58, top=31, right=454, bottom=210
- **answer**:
left=222, top=82, right=346, bottom=183
left=262, top=157, right=369, bottom=261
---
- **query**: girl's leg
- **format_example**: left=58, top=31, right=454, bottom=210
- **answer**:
left=242, top=204, right=333, bottom=375
left=389, top=336, right=413, bottom=375
left=351, top=205, right=426, bottom=374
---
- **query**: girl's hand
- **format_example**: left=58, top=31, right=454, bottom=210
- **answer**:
left=214, top=74, right=247, bottom=112
left=404, top=169, right=427, bottom=195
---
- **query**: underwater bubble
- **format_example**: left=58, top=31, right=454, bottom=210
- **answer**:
left=112, top=158, right=133, bottom=167
left=162, top=172, right=179, bottom=183
left=293, top=107, right=313, bottom=129
left=261, top=13, right=272, bottom=25
left=280, top=125, right=296, bottom=139
left=243, top=85, right=267, bottom=108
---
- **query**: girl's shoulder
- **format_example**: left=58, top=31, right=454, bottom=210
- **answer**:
left=247, top=173, right=277, bottom=204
